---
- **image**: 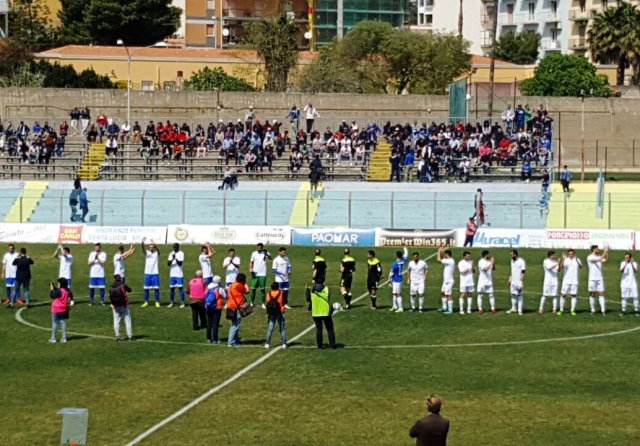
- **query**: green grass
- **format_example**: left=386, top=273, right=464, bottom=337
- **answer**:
left=2, top=245, right=640, bottom=446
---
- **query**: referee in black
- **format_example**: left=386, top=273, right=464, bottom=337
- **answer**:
left=312, top=249, right=327, bottom=285
left=340, top=249, right=356, bottom=309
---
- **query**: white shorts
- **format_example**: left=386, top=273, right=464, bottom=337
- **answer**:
left=510, top=283, right=522, bottom=296
left=542, top=284, right=558, bottom=297
left=391, top=282, right=402, bottom=295
left=621, top=288, right=638, bottom=298
left=561, top=284, right=578, bottom=296
left=588, top=280, right=604, bottom=293
left=477, top=283, right=494, bottom=294
left=441, top=282, right=453, bottom=296
left=410, top=282, right=425, bottom=296
left=460, top=284, right=475, bottom=294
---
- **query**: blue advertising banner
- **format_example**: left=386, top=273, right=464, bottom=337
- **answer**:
left=291, top=228, right=376, bottom=247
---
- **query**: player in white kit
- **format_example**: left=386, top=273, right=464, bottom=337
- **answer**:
left=587, top=244, right=609, bottom=316
left=113, top=244, right=135, bottom=283
left=437, top=247, right=455, bottom=315
left=199, top=243, right=216, bottom=285
left=559, top=249, right=581, bottom=315
left=222, top=248, right=241, bottom=288
left=167, top=243, right=186, bottom=308
left=539, top=250, right=562, bottom=314
left=458, top=251, right=475, bottom=314
left=620, top=252, right=639, bottom=316
left=141, top=238, right=161, bottom=307
left=407, top=252, right=428, bottom=313
left=53, top=244, right=74, bottom=298
left=507, top=250, right=526, bottom=315
left=476, top=250, right=496, bottom=314
left=1, top=244, right=18, bottom=305
left=88, top=243, right=107, bottom=306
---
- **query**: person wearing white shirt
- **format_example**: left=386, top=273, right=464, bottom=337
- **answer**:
left=222, top=248, right=241, bottom=288
left=620, top=253, right=639, bottom=316
left=1, top=244, right=19, bottom=305
left=559, top=249, right=582, bottom=316
left=141, top=238, right=161, bottom=308
left=303, top=102, right=320, bottom=133
left=120, top=121, right=131, bottom=143
left=539, top=250, right=562, bottom=314
left=199, top=243, right=216, bottom=285
left=437, top=247, right=455, bottom=314
left=53, top=244, right=74, bottom=289
left=167, top=243, right=186, bottom=308
left=87, top=243, right=107, bottom=306
left=113, top=244, right=135, bottom=283
left=587, top=245, right=609, bottom=316
left=507, top=250, right=526, bottom=315
left=477, top=250, right=496, bottom=314
left=407, top=252, right=428, bottom=313
left=272, top=247, right=292, bottom=309
left=250, top=243, right=272, bottom=308
left=458, top=251, right=475, bottom=314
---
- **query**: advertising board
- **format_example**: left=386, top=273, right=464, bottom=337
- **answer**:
left=167, top=225, right=291, bottom=245
left=376, top=229, right=456, bottom=247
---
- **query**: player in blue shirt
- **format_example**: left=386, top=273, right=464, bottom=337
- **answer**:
left=388, top=247, right=408, bottom=313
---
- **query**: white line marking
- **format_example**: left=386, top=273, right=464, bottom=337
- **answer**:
left=121, top=252, right=437, bottom=446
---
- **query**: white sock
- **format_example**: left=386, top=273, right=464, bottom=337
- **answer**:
left=599, top=296, right=606, bottom=313
left=392, top=297, right=397, bottom=309
left=510, top=296, right=517, bottom=311
left=477, top=294, right=483, bottom=311
left=489, top=294, right=495, bottom=310
left=459, top=298, right=465, bottom=312
left=419, top=297, right=424, bottom=310
left=621, top=298, right=627, bottom=313
left=560, top=297, right=565, bottom=311
left=397, top=297, right=403, bottom=310
left=634, top=297, right=639, bottom=312
left=571, top=297, right=577, bottom=312
left=589, top=296, right=596, bottom=313
left=441, top=298, right=447, bottom=310
left=552, top=297, right=558, bottom=311
left=410, top=296, right=416, bottom=309
left=517, top=296, right=524, bottom=313
left=447, top=300, right=453, bottom=311
left=539, top=296, right=546, bottom=310
left=467, top=298, right=472, bottom=312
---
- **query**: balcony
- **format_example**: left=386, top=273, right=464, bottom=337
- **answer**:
left=537, top=11, right=560, bottom=22
left=222, top=8, right=307, bottom=21
left=568, top=9, right=596, bottom=21
left=498, top=13, right=538, bottom=25
left=570, top=37, right=588, bottom=49
left=540, top=38, right=561, bottom=51
left=480, top=37, right=494, bottom=48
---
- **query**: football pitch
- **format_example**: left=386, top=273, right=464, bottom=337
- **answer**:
left=3, top=244, right=640, bottom=446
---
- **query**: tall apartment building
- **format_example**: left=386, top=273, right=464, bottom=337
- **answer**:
left=413, top=0, right=482, bottom=54
left=184, top=0, right=411, bottom=47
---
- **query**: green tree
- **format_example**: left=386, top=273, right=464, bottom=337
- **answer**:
left=244, top=15, right=299, bottom=92
left=588, top=2, right=640, bottom=85
left=494, top=31, right=541, bottom=65
left=297, top=46, right=361, bottom=94
left=519, top=53, right=610, bottom=97
left=8, top=0, right=55, bottom=50
left=184, top=67, right=255, bottom=92
left=0, top=64, right=45, bottom=88
left=57, top=0, right=181, bottom=46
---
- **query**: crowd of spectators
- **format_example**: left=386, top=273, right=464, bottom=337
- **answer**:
left=0, top=119, right=68, bottom=165
left=386, top=104, right=554, bottom=183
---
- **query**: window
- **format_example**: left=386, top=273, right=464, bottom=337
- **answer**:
left=601, top=0, right=607, bottom=9
left=419, top=13, right=424, bottom=24
left=551, top=1, right=557, bottom=14
left=528, top=2, right=535, bottom=16
left=551, top=28, right=558, bottom=42
left=419, top=0, right=424, bottom=7
left=206, top=24, right=214, bottom=36
left=507, top=4, right=513, bottom=23
left=426, top=14, right=433, bottom=25
left=206, top=0, right=214, bottom=9
left=141, top=81, right=154, bottom=91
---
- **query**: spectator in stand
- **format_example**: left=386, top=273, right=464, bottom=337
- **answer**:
left=106, top=136, right=118, bottom=157
left=59, top=120, right=69, bottom=138
left=121, top=120, right=131, bottom=143
left=521, top=161, right=533, bottom=182
left=303, top=103, right=320, bottom=135
left=80, top=106, right=91, bottom=136
left=286, top=104, right=301, bottom=133
left=79, top=188, right=90, bottom=222
left=515, top=104, right=525, bottom=131
left=69, top=107, right=80, bottom=136
left=96, top=111, right=108, bottom=143
left=389, top=150, right=401, bottom=182
left=541, top=169, right=550, bottom=194
left=502, top=105, right=515, bottom=131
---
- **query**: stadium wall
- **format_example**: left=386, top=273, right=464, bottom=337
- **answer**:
left=0, top=224, right=636, bottom=250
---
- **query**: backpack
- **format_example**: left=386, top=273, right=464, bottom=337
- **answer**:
left=205, top=287, right=221, bottom=311
left=109, top=283, right=127, bottom=307
left=266, top=292, right=281, bottom=316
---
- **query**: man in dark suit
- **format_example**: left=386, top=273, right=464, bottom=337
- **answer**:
left=409, top=395, right=449, bottom=446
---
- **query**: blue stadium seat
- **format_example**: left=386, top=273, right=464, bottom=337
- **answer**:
left=313, top=191, right=350, bottom=226
left=28, top=189, right=64, bottom=223
left=102, top=190, right=144, bottom=225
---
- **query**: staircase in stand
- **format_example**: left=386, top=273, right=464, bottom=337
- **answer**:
left=367, top=142, right=391, bottom=182
left=76, top=143, right=105, bottom=180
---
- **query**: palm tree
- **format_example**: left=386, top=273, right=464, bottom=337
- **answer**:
left=588, top=2, right=640, bottom=85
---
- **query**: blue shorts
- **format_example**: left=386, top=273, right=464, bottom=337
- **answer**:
left=65, top=279, right=72, bottom=288
left=144, top=274, right=160, bottom=289
left=5, top=278, right=16, bottom=288
left=89, top=277, right=105, bottom=288
left=278, top=281, right=290, bottom=291
left=169, top=277, right=184, bottom=288
left=203, top=277, right=213, bottom=285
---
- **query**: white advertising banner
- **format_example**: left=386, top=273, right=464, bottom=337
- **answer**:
left=454, top=228, right=546, bottom=248
left=545, top=229, right=636, bottom=250
left=0, top=223, right=61, bottom=243
left=166, top=225, right=292, bottom=246
left=81, top=226, right=167, bottom=244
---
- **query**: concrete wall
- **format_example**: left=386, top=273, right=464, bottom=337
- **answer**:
left=1, top=88, right=639, bottom=168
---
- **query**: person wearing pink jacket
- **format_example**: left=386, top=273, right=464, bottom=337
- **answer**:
left=187, top=270, right=207, bottom=331
left=50, top=278, right=72, bottom=343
